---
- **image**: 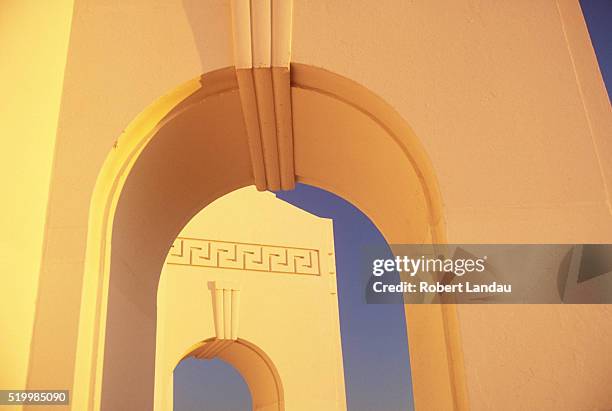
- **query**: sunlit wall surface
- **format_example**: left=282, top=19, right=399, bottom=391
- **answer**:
left=0, top=0, right=73, bottom=393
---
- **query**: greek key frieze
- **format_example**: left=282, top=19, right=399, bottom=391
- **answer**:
left=166, top=237, right=320, bottom=275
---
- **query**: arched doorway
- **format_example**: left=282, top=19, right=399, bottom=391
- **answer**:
left=175, top=339, right=282, bottom=411
left=173, top=356, right=252, bottom=411
left=72, top=64, right=467, bottom=410
left=154, top=185, right=343, bottom=410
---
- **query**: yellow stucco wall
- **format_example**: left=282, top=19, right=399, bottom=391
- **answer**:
left=0, top=0, right=73, bottom=396
left=155, top=187, right=346, bottom=411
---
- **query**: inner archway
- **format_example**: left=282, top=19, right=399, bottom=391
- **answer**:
left=154, top=186, right=340, bottom=410
left=73, top=64, right=466, bottom=410
left=177, top=340, right=281, bottom=411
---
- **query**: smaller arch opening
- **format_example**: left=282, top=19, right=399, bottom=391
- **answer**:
left=176, top=339, right=284, bottom=411
left=174, top=356, right=252, bottom=411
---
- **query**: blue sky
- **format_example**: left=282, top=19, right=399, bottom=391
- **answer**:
left=580, top=0, right=612, bottom=97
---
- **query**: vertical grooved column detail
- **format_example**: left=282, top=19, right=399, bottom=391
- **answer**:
left=236, top=69, right=267, bottom=190
left=254, top=68, right=282, bottom=190
left=213, top=281, right=241, bottom=342
left=196, top=281, right=242, bottom=360
left=272, top=67, right=295, bottom=190
left=231, top=0, right=295, bottom=191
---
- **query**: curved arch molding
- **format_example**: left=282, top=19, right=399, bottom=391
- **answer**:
left=70, top=65, right=468, bottom=411
left=181, top=338, right=285, bottom=411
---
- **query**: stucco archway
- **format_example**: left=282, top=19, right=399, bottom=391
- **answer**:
left=72, top=64, right=467, bottom=410
left=175, top=339, right=284, bottom=411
